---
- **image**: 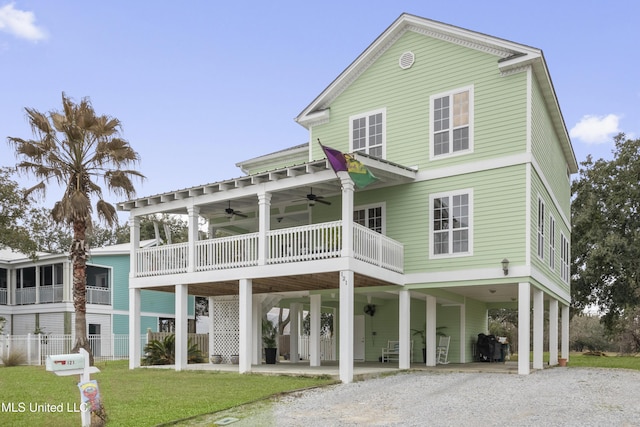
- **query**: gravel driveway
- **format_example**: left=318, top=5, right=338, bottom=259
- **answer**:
left=181, top=367, right=640, bottom=426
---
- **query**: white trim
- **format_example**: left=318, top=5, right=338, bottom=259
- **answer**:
left=429, top=188, right=474, bottom=259
left=526, top=66, right=532, bottom=155
left=349, top=107, right=387, bottom=159
left=429, top=85, right=474, bottom=161
left=525, top=164, right=532, bottom=268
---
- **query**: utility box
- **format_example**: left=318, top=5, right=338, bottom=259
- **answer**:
left=46, top=353, right=86, bottom=372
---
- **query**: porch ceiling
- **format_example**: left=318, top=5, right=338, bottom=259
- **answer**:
left=117, top=154, right=417, bottom=230
left=144, top=271, right=397, bottom=297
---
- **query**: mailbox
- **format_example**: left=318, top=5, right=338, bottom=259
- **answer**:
left=46, top=353, right=86, bottom=372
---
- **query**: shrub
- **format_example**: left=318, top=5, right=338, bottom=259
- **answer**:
left=142, top=334, right=204, bottom=365
left=1, top=351, right=27, bottom=367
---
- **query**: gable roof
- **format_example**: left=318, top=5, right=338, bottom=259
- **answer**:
left=295, top=13, right=577, bottom=173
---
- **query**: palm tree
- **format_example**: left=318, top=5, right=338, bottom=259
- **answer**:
left=7, top=92, right=144, bottom=363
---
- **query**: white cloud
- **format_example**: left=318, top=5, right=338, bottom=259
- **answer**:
left=569, top=114, right=620, bottom=144
left=0, top=3, right=47, bottom=41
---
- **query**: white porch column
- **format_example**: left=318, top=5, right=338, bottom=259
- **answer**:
left=310, top=295, right=321, bottom=366
left=399, top=290, right=411, bottom=369
left=289, top=303, right=301, bottom=363
left=561, top=304, right=570, bottom=361
left=426, top=295, right=437, bottom=366
left=548, top=299, right=559, bottom=366
left=187, top=205, right=200, bottom=273
left=175, top=284, right=188, bottom=371
left=34, top=263, right=40, bottom=304
left=533, top=287, right=544, bottom=370
left=257, top=191, right=271, bottom=265
left=239, top=279, right=253, bottom=373
left=128, top=287, right=141, bottom=369
left=208, top=297, right=215, bottom=362
left=518, top=282, right=531, bottom=375
left=252, top=295, right=262, bottom=365
left=460, top=303, right=466, bottom=363
left=129, top=216, right=140, bottom=278
left=339, top=270, right=354, bottom=383
left=339, top=174, right=354, bottom=258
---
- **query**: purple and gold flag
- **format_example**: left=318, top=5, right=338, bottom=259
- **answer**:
left=318, top=139, right=378, bottom=188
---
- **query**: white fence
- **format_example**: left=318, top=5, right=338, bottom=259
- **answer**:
left=298, top=335, right=335, bottom=361
left=0, top=334, right=144, bottom=365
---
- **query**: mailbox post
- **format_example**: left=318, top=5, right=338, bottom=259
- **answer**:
left=46, top=348, right=100, bottom=426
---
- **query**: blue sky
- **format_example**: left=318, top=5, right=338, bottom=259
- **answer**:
left=1, top=1, right=638, bottom=221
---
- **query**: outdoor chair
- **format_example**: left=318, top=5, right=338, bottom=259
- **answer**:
left=436, top=336, right=450, bottom=364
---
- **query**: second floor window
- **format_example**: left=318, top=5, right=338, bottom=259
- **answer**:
left=560, top=233, right=570, bottom=284
left=354, top=204, right=384, bottom=234
left=537, top=198, right=545, bottom=260
left=430, top=86, right=473, bottom=158
left=350, top=108, right=385, bottom=158
left=431, top=190, right=472, bottom=257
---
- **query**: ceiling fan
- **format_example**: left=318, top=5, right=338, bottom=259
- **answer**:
left=298, top=188, right=331, bottom=206
left=225, top=201, right=247, bottom=218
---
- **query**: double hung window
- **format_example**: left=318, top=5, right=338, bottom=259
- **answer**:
left=430, top=86, right=473, bottom=158
left=350, top=109, right=385, bottom=158
left=431, top=190, right=472, bottom=257
left=537, top=198, right=545, bottom=260
left=560, top=234, right=570, bottom=283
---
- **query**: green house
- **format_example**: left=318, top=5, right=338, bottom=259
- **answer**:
left=120, top=13, right=576, bottom=382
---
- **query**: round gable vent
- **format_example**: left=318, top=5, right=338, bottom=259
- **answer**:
left=399, top=51, right=415, bottom=70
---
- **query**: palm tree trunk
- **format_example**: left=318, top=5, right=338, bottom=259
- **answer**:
left=70, top=219, right=94, bottom=365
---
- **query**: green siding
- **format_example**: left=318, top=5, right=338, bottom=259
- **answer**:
left=531, top=77, right=572, bottom=218
left=311, top=30, right=527, bottom=172
left=530, top=170, right=570, bottom=296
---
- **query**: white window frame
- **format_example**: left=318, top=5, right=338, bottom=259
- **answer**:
left=429, top=189, right=473, bottom=258
left=537, top=197, right=545, bottom=260
left=429, top=85, right=474, bottom=160
left=549, top=216, right=556, bottom=271
left=349, top=108, right=386, bottom=159
left=560, top=233, right=570, bottom=284
left=353, top=202, right=386, bottom=235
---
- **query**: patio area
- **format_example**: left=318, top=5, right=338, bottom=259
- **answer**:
left=145, top=360, right=522, bottom=381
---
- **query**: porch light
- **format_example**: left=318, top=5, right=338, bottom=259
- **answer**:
left=501, top=258, right=509, bottom=276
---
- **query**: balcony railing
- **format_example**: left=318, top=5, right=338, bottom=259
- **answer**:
left=87, top=286, right=111, bottom=305
left=0, top=288, right=6, bottom=305
left=38, top=284, right=64, bottom=304
left=134, top=221, right=403, bottom=278
left=196, top=232, right=259, bottom=271
left=268, top=220, right=342, bottom=263
left=16, top=287, right=36, bottom=305
left=136, top=242, right=189, bottom=277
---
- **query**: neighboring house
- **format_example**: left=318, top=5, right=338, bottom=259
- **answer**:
left=119, top=13, right=577, bottom=383
left=0, top=240, right=195, bottom=346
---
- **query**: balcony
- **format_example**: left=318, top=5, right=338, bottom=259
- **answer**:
left=134, top=221, right=403, bottom=278
left=0, top=288, right=6, bottom=305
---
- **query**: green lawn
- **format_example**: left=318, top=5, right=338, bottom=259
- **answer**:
left=0, top=361, right=336, bottom=427
left=510, top=352, right=640, bottom=370
left=2, top=354, right=639, bottom=426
